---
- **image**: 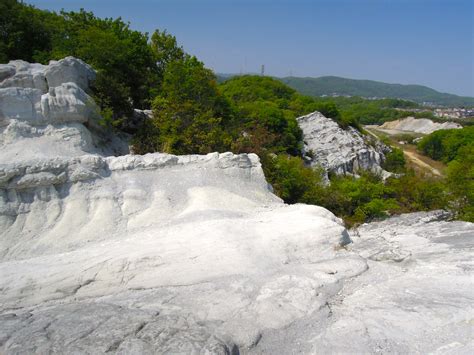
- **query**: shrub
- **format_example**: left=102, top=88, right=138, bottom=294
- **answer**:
left=446, top=145, right=474, bottom=222
left=383, top=147, right=406, bottom=173
left=263, top=155, right=326, bottom=205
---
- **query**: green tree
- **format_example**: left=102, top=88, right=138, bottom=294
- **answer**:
left=263, top=155, right=326, bottom=205
left=446, top=145, right=474, bottom=222
left=0, top=0, right=53, bottom=62
left=133, top=56, right=233, bottom=154
left=383, top=148, right=406, bottom=173
left=417, top=127, right=474, bottom=163
left=150, top=29, right=185, bottom=85
left=220, top=75, right=303, bottom=155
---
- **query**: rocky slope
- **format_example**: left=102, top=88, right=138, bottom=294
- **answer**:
left=379, top=116, right=461, bottom=134
left=297, top=111, right=389, bottom=176
left=1, top=58, right=473, bottom=354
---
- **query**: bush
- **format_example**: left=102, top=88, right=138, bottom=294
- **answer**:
left=383, top=148, right=406, bottom=173
left=384, top=171, right=448, bottom=213
left=417, top=127, right=474, bottom=163
left=263, top=155, right=326, bottom=205
left=446, top=145, right=474, bottom=222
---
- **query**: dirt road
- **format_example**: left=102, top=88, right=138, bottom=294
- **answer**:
left=403, top=150, right=442, bottom=176
left=365, top=126, right=444, bottom=176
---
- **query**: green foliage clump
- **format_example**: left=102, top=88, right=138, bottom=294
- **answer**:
left=324, top=170, right=449, bottom=226
left=383, top=148, right=406, bottom=173
left=133, top=56, right=233, bottom=155
left=263, top=155, right=326, bottom=205
left=220, top=76, right=303, bottom=156
left=410, top=127, right=474, bottom=222
left=417, top=127, right=474, bottom=163
left=0, top=0, right=52, bottom=62
left=261, top=154, right=449, bottom=227
left=384, top=172, right=448, bottom=213
left=323, top=172, right=401, bottom=225
left=445, top=145, right=474, bottom=222
left=220, top=75, right=295, bottom=103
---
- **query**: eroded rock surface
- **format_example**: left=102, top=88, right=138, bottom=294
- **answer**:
left=298, top=111, right=390, bottom=176
left=254, top=211, right=474, bottom=354
left=1, top=58, right=473, bottom=354
left=0, top=56, right=127, bottom=160
left=0, top=147, right=361, bottom=353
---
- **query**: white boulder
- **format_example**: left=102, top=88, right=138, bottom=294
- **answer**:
left=0, top=60, right=48, bottom=92
left=0, top=151, right=358, bottom=353
left=42, top=82, right=98, bottom=124
left=298, top=111, right=389, bottom=175
left=0, top=64, right=16, bottom=82
left=44, top=56, right=96, bottom=91
left=0, top=57, right=96, bottom=93
left=0, top=56, right=127, bottom=160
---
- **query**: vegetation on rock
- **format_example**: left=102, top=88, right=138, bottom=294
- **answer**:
left=3, top=0, right=472, bottom=225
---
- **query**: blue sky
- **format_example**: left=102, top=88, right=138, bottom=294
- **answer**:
left=28, top=0, right=473, bottom=96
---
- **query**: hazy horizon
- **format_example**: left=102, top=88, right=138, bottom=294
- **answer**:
left=28, top=0, right=474, bottom=97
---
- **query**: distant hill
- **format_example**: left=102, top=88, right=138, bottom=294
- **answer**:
left=279, top=76, right=474, bottom=107
left=217, top=74, right=474, bottom=107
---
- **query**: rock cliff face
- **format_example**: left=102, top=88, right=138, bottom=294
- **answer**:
left=0, top=58, right=473, bottom=354
left=0, top=56, right=128, bottom=161
left=379, top=116, right=462, bottom=134
left=297, top=111, right=389, bottom=176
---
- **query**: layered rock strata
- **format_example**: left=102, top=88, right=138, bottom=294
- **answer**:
left=297, top=111, right=389, bottom=176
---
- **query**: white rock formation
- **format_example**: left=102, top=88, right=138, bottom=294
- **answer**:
left=0, top=57, right=358, bottom=353
left=256, top=211, right=474, bottom=354
left=1, top=58, right=473, bottom=354
left=298, top=111, right=389, bottom=176
left=0, top=56, right=128, bottom=160
left=379, top=116, right=462, bottom=134
left=0, top=151, right=359, bottom=353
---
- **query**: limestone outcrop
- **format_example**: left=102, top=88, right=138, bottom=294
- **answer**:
left=0, top=58, right=358, bottom=353
left=0, top=57, right=95, bottom=93
left=1, top=58, right=473, bottom=354
left=378, top=116, right=462, bottom=134
left=257, top=211, right=474, bottom=354
left=298, top=111, right=389, bottom=176
left=0, top=56, right=128, bottom=160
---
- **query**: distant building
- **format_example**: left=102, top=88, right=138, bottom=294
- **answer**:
left=434, top=108, right=474, bottom=119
